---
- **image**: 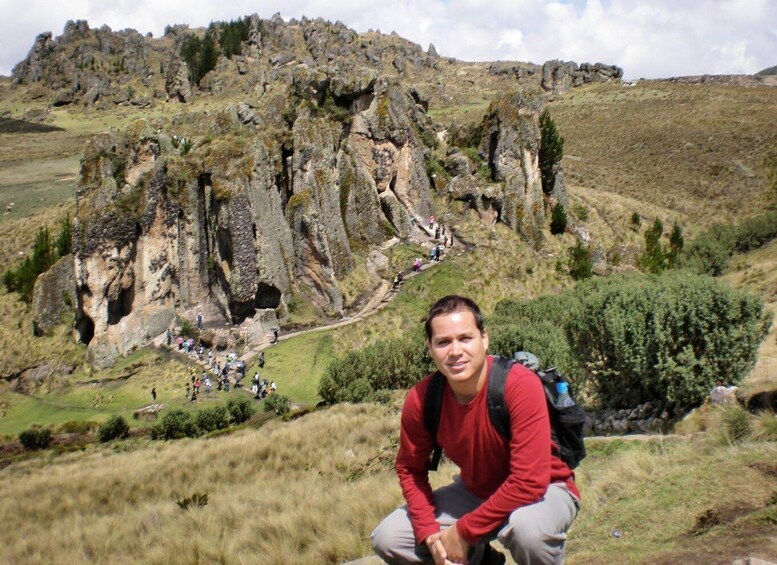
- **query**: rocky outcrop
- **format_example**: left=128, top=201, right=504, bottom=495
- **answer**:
left=59, top=74, right=435, bottom=366
left=478, top=93, right=549, bottom=245
left=541, top=60, right=623, bottom=94
left=32, top=254, right=77, bottom=336
left=487, top=60, right=623, bottom=94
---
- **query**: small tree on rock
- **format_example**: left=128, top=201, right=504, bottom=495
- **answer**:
left=550, top=202, right=568, bottom=235
left=539, top=109, right=564, bottom=194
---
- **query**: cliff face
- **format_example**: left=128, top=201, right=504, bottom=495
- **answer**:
left=69, top=74, right=434, bottom=366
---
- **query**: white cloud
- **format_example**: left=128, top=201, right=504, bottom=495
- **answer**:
left=1, top=0, right=775, bottom=78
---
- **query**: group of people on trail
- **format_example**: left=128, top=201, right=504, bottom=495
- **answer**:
left=251, top=374, right=277, bottom=398
left=161, top=313, right=279, bottom=405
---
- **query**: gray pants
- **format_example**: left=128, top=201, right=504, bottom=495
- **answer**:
left=371, top=480, right=579, bottom=565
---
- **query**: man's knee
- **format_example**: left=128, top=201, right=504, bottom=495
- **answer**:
left=370, top=518, right=393, bottom=561
left=371, top=510, right=420, bottom=564
left=503, top=517, right=566, bottom=563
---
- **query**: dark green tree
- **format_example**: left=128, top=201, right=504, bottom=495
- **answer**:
left=567, top=241, right=593, bottom=280
left=666, top=223, right=684, bottom=268
left=539, top=109, right=564, bottom=194
left=550, top=202, right=568, bottom=235
left=639, top=218, right=666, bottom=274
left=219, top=18, right=250, bottom=58
left=198, top=33, right=218, bottom=84
left=54, top=214, right=73, bottom=258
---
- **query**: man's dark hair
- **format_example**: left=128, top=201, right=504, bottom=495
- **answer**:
left=424, top=295, right=485, bottom=340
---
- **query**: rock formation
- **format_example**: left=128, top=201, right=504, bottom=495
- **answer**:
left=64, top=72, right=435, bottom=367
left=17, top=14, right=593, bottom=367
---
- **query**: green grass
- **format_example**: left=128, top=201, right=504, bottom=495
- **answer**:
left=246, top=331, right=336, bottom=405
left=569, top=438, right=777, bottom=563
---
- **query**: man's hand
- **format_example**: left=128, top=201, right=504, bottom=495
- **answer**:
left=426, top=524, right=470, bottom=565
left=440, top=523, right=470, bottom=564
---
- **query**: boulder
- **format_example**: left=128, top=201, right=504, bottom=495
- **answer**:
left=32, top=254, right=76, bottom=336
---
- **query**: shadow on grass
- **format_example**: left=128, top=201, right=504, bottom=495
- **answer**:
left=0, top=118, right=64, bottom=134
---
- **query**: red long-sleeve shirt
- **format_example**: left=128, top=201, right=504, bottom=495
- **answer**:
left=395, top=356, right=579, bottom=545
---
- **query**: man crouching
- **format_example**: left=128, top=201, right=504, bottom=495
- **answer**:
left=372, top=295, right=579, bottom=564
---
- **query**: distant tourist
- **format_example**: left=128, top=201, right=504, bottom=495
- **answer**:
left=151, top=387, right=157, bottom=402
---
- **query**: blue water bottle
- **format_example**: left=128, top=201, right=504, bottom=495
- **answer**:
left=555, top=381, right=576, bottom=408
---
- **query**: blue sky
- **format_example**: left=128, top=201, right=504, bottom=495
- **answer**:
left=1, top=0, right=775, bottom=79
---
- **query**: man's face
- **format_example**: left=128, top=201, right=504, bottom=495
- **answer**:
left=427, top=309, right=489, bottom=388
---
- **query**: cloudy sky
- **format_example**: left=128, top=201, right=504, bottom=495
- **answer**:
left=2, top=0, right=776, bottom=79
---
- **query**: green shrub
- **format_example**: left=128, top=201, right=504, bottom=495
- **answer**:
left=680, top=225, right=735, bottom=276
left=98, top=415, right=130, bottom=442
left=666, top=223, right=684, bottom=268
left=155, top=410, right=198, bottom=440
left=679, top=212, right=777, bottom=276
left=227, top=396, right=254, bottom=424
left=336, top=378, right=374, bottom=403
left=639, top=218, right=666, bottom=274
left=196, top=406, right=229, bottom=433
left=372, top=389, right=393, bottom=404
left=264, top=394, right=291, bottom=415
left=630, top=212, right=641, bottom=228
left=566, top=273, right=772, bottom=409
left=19, top=427, right=52, bottom=450
left=318, top=330, right=434, bottom=403
left=489, top=293, right=579, bottom=376
left=567, top=241, right=593, bottom=280
left=732, top=211, right=777, bottom=253
left=550, top=203, right=567, bottom=235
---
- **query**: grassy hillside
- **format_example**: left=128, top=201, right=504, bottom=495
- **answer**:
left=550, top=81, right=777, bottom=228
left=0, top=401, right=775, bottom=564
left=1, top=68, right=776, bottom=563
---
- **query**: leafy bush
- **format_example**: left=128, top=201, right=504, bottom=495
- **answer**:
left=489, top=293, right=579, bottom=376
left=550, top=202, right=567, bottom=235
left=680, top=212, right=777, bottom=275
left=639, top=218, right=666, bottom=274
left=318, top=330, right=434, bottom=404
left=154, top=410, right=198, bottom=440
left=196, top=406, right=229, bottom=433
left=630, top=212, right=641, bottom=229
left=226, top=396, right=254, bottom=424
left=264, top=394, right=291, bottom=415
left=680, top=224, right=735, bottom=276
left=566, top=273, right=772, bottom=409
left=98, top=415, right=130, bottom=442
left=19, top=427, right=52, bottom=450
left=567, top=241, right=593, bottom=280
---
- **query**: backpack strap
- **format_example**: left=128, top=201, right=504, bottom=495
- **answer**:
left=424, top=371, right=445, bottom=471
left=487, top=357, right=514, bottom=440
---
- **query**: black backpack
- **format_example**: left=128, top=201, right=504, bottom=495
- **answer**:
left=423, top=356, right=587, bottom=471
